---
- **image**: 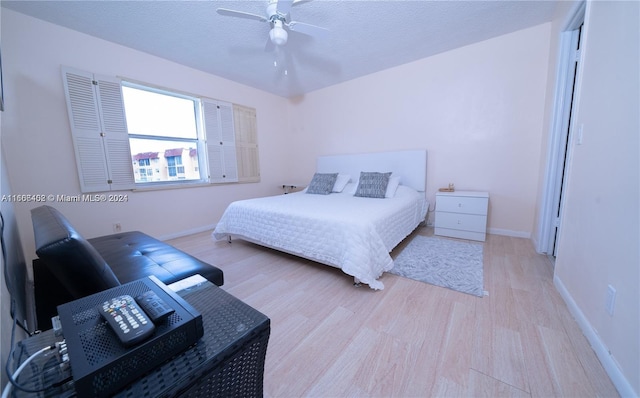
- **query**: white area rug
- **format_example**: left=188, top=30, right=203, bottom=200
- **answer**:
left=389, top=235, right=485, bottom=297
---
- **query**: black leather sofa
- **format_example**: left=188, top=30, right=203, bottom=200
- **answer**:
left=31, top=205, right=223, bottom=329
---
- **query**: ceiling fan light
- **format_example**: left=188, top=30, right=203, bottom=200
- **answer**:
left=270, top=21, right=288, bottom=46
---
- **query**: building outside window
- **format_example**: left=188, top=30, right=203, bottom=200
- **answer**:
left=132, top=152, right=159, bottom=182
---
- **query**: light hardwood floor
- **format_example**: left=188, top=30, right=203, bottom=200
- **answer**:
left=168, top=227, right=619, bottom=397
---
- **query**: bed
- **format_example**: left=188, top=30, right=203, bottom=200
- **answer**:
left=212, top=150, right=428, bottom=290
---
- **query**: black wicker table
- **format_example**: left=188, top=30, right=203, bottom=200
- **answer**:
left=9, top=278, right=270, bottom=397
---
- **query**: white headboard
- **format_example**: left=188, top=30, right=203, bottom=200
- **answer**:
left=317, top=149, right=427, bottom=192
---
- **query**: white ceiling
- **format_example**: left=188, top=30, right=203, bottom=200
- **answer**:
left=2, top=0, right=559, bottom=98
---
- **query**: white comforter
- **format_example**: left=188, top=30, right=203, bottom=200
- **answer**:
left=212, top=184, right=427, bottom=290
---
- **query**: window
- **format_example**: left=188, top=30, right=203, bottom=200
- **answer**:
left=122, top=83, right=203, bottom=184
left=166, top=155, right=183, bottom=178
left=61, top=66, right=260, bottom=193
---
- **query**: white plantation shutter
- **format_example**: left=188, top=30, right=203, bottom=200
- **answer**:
left=233, top=104, right=260, bottom=182
left=95, top=77, right=135, bottom=190
left=62, top=66, right=134, bottom=192
left=62, top=68, right=109, bottom=192
left=203, top=99, right=238, bottom=183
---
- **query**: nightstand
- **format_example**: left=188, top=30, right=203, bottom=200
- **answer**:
left=281, top=184, right=304, bottom=194
left=435, top=191, right=489, bottom=241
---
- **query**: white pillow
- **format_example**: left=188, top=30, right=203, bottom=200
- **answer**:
left=385, top=175, right=401, bottom=198
left=332, top=174, right=351, bottom=192
left=343, top=182, right=358, bottom=195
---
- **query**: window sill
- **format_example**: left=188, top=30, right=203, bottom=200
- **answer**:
left=131, top=179, right=254, bottom=193
left=132, top=181, right=211, bottom=192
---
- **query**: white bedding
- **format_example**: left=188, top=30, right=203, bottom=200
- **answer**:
left=212, top=184, right=428, bottom=289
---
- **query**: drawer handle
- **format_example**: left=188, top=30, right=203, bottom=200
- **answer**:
left=458, top=203, right=462, bottom=207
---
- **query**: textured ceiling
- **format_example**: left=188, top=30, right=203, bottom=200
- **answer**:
left=2, top=0, right=559, bottom=98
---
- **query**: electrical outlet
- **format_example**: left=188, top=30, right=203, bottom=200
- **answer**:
left=113, top=222, right=122, bottom=233
left=605, top=285, right=616, bottom=316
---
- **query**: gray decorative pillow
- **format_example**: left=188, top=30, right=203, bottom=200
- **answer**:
left=354, top=172, right=392, bottom=198
left=306, top=173, right=338, bottom=195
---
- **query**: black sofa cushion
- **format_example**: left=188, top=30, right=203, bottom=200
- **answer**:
left=31, top=205, right=223, bottom=302
left=31, top=205, right=121, bottom=299
left=89, top=232, right=223, bottom=287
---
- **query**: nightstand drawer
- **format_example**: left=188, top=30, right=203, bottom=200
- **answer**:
left=436, top=195, right=488, bottom=215
left=435, top=212, right=487, bottom=233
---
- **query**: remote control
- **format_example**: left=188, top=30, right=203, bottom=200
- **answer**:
left=98, top=295, right=155, bottom=347
left=135, top=290, right=175, bottom=323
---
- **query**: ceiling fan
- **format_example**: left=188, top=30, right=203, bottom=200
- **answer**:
left=217, top=0, right=329, bottom=47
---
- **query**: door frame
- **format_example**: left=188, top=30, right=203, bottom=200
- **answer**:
left=535, top=1, right=586, bottom=255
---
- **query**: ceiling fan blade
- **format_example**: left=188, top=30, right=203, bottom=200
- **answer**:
left=292, top=0, right=314, bottom=5
left=216, top=8, right=268, bottom=23
left=287, top=21, right=330, bottom=40
left=276, top=0, right=294, bottom=16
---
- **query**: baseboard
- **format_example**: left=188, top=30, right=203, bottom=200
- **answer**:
left=553, top=275, right=637, bottom=397
left=487, top=228, right=531, bottom=239
left=158, top=224, right=216, bottom=241
left=531, top=234, right=543, bottom=254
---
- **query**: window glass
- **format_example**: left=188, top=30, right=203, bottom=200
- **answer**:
left=122, top=86, right=197, bottom=139
left=130, top=137, right=200, bottom=183
left=123, top=84, right=203, bottom=184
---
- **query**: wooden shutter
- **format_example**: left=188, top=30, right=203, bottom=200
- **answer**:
left=95, top=76, right=135, bottom=191
left=62, top=67, right=134, bottom=192
left=233, top=104, right=260, bottom=183
left=62, top=67, right=110, bottom=192
left=203, top=99, right=238, bottom=183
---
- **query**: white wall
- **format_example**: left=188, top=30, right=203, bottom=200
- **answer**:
left=553, top=1, right=639, bottom=396
left=286, top=24, right=551, bottom=237
left=1, top=10, right=290, bottom=268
